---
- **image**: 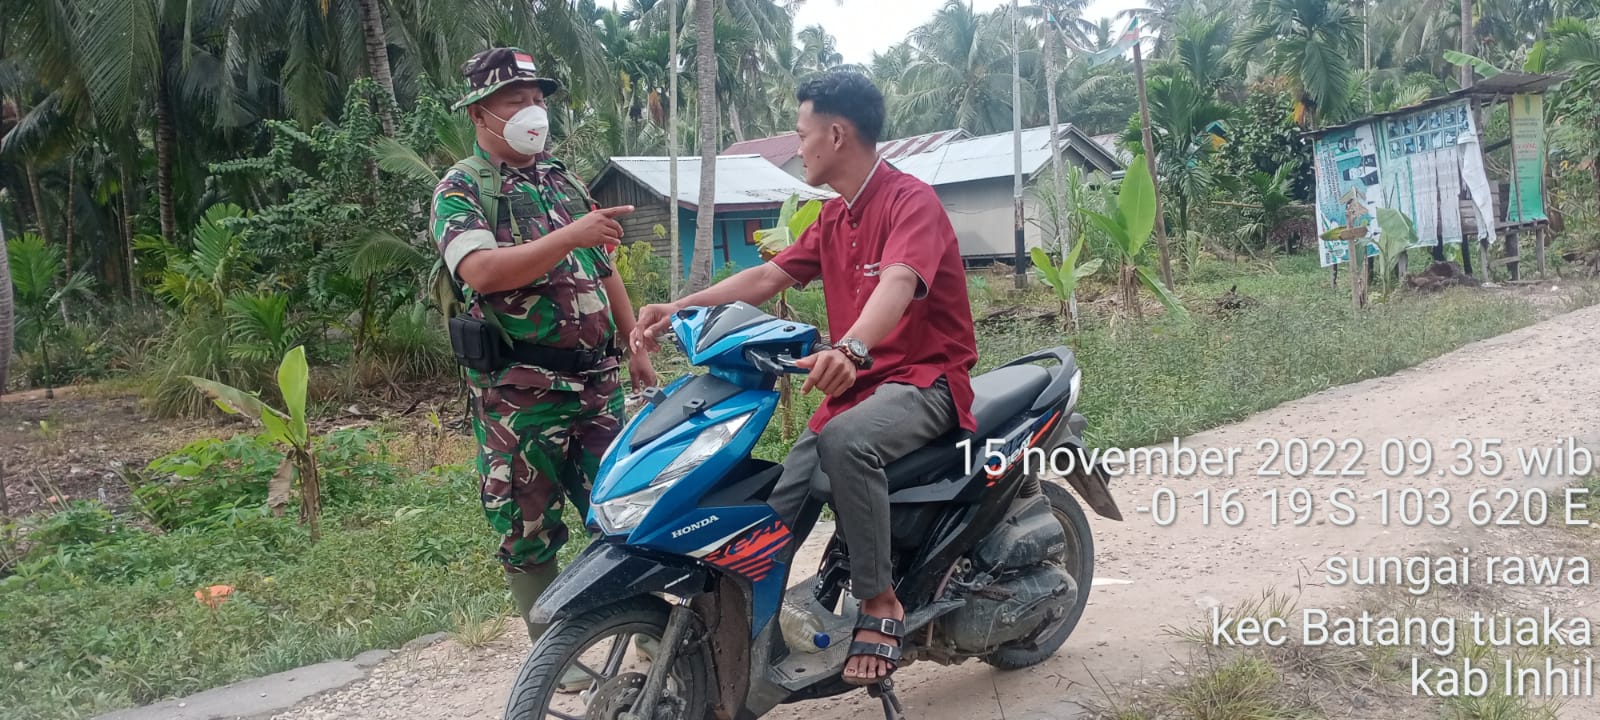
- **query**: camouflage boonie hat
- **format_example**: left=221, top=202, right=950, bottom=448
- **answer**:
left=454, top=47, right=562, bottom=111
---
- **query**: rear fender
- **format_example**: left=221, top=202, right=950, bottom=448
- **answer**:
left=1044, top=416, right=1123, bottom=521
left=529, top=542, right=712, bottom=624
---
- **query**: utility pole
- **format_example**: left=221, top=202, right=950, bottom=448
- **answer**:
left=1132, top=39, right=1174, bottom=290
left=1011, top=0, right=1027, bottom=290
left=1363, top=0, right=1372, bottom=112
left=668, top=0, right=681, bottom=296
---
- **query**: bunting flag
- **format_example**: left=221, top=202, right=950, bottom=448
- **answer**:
left=1085, top=16, right=1143, bottom=67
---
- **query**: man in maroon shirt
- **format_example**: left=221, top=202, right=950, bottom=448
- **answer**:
left=633, top=72, right=977, bottom=686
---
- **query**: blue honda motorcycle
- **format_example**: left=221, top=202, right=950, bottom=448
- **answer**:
left=505, top=302, right=1122, bottom=720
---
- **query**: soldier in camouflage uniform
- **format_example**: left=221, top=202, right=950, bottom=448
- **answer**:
left=431, top=47, right=656, bottom=656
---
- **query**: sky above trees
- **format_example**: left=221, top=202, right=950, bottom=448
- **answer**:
left=795, top=0, right=1142, bottom=64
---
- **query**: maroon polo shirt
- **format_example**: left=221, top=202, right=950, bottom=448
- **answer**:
left=771, top=159, right=978, bottom=435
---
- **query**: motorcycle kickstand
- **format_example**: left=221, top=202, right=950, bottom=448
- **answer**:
left=867, top=678, right=907, bottom=720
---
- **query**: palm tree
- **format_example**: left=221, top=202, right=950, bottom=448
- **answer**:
left=796, top=25, right=846, bottom=79
left=897, top=1, right=1030, bottom=136
left=0, top=191, right=13, bottom=396
left=357, top=0, right=400, bottom=135
left=1233, top=0, right=1364, bottom=127
left=1022, top=0, right=1093, bottom=252
left=1119, top=73, right=1233, bottom=244
left=7, top=232, right=92, bottom=398
left=689, top=0, right=717, bottom=292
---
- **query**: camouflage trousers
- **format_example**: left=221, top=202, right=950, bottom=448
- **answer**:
left=468, top=372, right=623, bottom=572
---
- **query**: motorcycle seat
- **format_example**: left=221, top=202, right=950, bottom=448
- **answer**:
left=810, top=364, right=1055, bottom=500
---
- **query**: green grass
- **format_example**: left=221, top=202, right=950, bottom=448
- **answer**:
left=0, top=434, right=565, bottom=720
left=0, top=257, right=1577, bottom=720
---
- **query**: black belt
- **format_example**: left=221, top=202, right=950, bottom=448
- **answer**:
left=504, top=341, right=621, bottom=374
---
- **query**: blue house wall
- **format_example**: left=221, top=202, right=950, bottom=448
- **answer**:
left=675, top=207, right=776, bottom=278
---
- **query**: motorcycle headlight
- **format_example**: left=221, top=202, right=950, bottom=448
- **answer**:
left=593, top=412, right=752, bottom=535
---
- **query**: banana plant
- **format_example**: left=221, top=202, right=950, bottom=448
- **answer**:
left=752, top=194, right=824, bottom=441
left=753, top=194, right=824, bottom=260
left=1083, top=157, right=1188, bottom=320
left=1031, top=236, right=1103, bottom=332
left=187, top=345, right=324, bottom=542
left=1374, top=208, right=1418, bottom=297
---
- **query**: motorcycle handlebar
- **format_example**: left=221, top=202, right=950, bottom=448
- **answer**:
left=745, top=347, right=810, bottom=375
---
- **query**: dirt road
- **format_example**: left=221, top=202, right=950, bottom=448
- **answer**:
left=272, top=303, right=1600, bottom=720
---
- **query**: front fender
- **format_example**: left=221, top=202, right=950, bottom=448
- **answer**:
left=530, top=541, right=712, bottom=624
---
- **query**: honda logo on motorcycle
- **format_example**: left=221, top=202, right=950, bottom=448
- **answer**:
left=672, top=515, right=719, bottom=539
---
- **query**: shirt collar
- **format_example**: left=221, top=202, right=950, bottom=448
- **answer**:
left=844, top=157, right=886, bottom=217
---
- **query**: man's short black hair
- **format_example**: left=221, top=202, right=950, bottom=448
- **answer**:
left=796, top=71, right=886, bottom=145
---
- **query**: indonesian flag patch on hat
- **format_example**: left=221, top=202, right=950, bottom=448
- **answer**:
left=454, top=46, right=562, bottom=111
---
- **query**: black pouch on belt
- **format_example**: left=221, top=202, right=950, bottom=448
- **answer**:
left=448, top=314, right=506, bottom=373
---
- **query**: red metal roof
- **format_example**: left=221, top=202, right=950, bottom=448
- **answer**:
left=877, top=129, right=969, bottom=159
left=722, top=133, right=803, bottom=167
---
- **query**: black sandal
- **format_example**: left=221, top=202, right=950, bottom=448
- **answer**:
left=844, top=613, right=906, bottom=686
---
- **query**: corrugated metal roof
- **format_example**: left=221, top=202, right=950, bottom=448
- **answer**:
left=877, top=129, right=970, bottom=159
left=597, top=155, right=835, bottom=211
left=1091, top=133, right=1133, bottom=165
left=1308, top=72, right=1565, bottom=136
left=722, top=133, right=802, bottom=166
left=891, top=126, right=1062, bottom=186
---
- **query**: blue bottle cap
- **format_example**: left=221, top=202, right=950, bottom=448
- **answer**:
left=814, top=632, right=830, bottom=649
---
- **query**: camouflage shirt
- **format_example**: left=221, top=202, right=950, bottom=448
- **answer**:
left=431, top=145, right=618, bottom=391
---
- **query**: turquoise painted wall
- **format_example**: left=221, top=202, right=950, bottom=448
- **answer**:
left=675, top=207, right=775, bottom=279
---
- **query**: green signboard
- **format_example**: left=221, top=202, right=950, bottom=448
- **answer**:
left=1508, top=93, right=1547, bottom=223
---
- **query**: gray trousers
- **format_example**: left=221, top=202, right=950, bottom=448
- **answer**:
left=767, top=378, right=957, bottom=600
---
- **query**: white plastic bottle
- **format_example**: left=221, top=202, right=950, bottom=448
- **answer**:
left=778, top=601, right=830, bottom=653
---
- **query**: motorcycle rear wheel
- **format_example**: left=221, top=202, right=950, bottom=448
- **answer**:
left=984, top=479, right=1096, bottom=670
left=503, top=597, right=714, bottom=720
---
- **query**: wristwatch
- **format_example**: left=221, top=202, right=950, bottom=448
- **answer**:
left=834, top=337, right=874, bottom=370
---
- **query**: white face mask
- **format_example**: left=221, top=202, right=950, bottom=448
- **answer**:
left=487, top=104, right=549, bottom=156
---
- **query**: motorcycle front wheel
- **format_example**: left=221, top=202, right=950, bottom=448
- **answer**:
left=503, top=597, right=714, bottom=720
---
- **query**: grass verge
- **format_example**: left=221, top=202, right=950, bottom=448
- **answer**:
left=0, top=258, right=1583, bottom=720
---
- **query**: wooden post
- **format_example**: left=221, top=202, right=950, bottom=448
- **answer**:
left=1506, top=229, right=1520, bottom=281
left=1537, top=226, right=1547, bottom=277
left=1480, top=236, right=1491, bottom=282
left=0, top=459, right=9, bottom=519
left=1461, top=231, right=1473, bottom=275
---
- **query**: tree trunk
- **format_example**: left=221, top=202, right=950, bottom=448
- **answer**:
left=669, top=1, right=682, bottom=297
left=688, top=0, right=718, bottom=292
left=727, top=101, right=746, bottom=143
left=357, top=0, right=399, bottom=136
left=61, top=157, right=75, bottom=320
left=154, top=74, right=179, bottom=245
left=0, top=209, right=13, bottom=397
left=24, top=161, right=49, bottom=246
left=1044, top=26, right=1067, bottom=255
left=1120, top=262, right=1141, bottom=320
left=63, top=157, right=75, bottom=278
left=121, top=158, right=137, bottom=301
left=1459, top=0, right=1473, bottom=89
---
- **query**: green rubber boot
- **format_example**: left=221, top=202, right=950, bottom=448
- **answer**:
left=507, top=566, right=593, bottom=694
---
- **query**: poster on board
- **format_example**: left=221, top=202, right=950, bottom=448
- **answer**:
left=1508, top=93, right=1547, bottom=222
left=1376, top=98, right=1496, bottom=247
left=1312, top=123, right=1384, bottom=267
